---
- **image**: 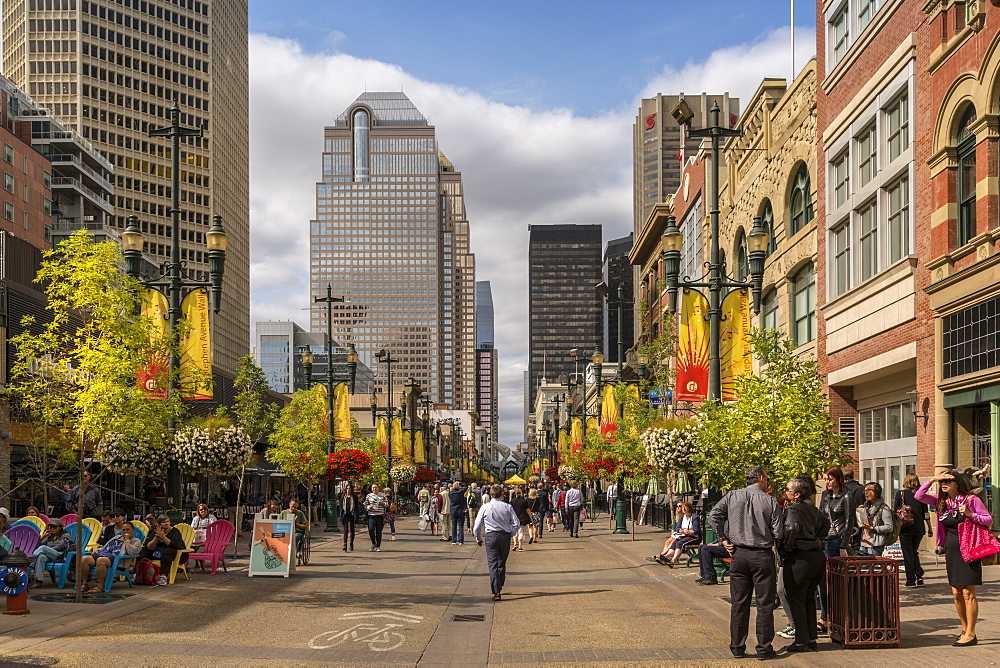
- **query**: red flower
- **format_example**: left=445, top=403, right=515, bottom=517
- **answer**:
left=324, top=449, right=373, bottom=481
left=413, top=467, right=436, bottom=483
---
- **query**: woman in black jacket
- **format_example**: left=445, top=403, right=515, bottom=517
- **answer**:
left=894, top=473, right=932, bottom=587
left=338, top=482, right=361, bottom=552
left=781, top=477, right=830, bottom=652
left=817, top=466, right=854, bottom=633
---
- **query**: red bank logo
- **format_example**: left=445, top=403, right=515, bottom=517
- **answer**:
left=646, top=113, right=656, bottom=130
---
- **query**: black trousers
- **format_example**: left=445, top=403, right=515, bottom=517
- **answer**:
left=782, top=549, right=825, bottom=646
left=729, top=547, right=777, bottom=656
left=899, top=529, right=924, bottom=584
left=699, top=543, right=730, bottom=581
left=368, top=515, right=384, bottom=547
left=485, top=531, right=512, bottom=594
left=342, top=516, right=355, bottom=548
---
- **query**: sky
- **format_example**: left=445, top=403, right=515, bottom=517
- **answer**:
left=246, top=1, right=818, bottom=448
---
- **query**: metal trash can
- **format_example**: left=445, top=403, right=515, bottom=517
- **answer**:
left=827, top=556, right=900, bottom=647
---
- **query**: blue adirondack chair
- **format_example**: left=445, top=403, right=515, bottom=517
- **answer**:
left=42, top=522, right=92, bottom=588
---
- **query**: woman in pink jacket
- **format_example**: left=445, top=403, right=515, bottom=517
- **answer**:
left=915, top=470, right=992, bottom=647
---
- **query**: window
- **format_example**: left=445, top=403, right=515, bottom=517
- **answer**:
left=857, top=124, right=877, bottom=186
left=956, top=107, right=977, bottom=246
left=886, top=94, right=909, bottom=162
left=2, top=145, right=12, bottom=164
left=831, top=5, right=850, bottom=64
left=3, top=202, right=13, bottom=221
left=858, top=201, right=878, bottom=281
left=832, top=223, right=851, bottom=296
left=3, top=174, right=13, bottom=193
left=792, top=263, right=816, bottom=345
left=858, top=0, right=878, bottom=30
left=887, top=178, right=909, bottom=263
left=734, top=228, right=748, bottom=280
left=789, top=166, right=813, bottom=235
left=860, top=402, right=916, bottom=443
left=832, top=152, right=849, bottom=208
left=762, top=290, right=778, bottom=332
left=760, top=200, right=776, bottom=256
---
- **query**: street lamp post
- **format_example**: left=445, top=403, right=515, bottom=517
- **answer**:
left=373, top=349, right=399, bottom=482
left=122, top=103, right=227, bottom=508
left=662, top=103, right=768, bottom=401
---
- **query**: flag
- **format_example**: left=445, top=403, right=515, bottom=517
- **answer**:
left=180, top=288, right=212, bottom=400
left=139, top=288, right=169, bottom=399
left=376, top=417, right=388, bottom=456
left=333, top=382, right=351, bottom=441
left=720, top=289, right=753, bottom=401
left=676, top=290, right=709, bottom=402
left=601, top=383, right=618, bottom=434
left=558, top=429, right=570, bottom=461
left=391, top=417, right=404, bottom=458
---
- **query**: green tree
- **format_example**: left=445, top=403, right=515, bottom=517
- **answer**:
left=8, top=230, right=181, bottom=599
left=696, top=329, right=851, bottom=493
left=349, top=416, right=388, bottom=488
left=266, top=387, right=328, bottom=482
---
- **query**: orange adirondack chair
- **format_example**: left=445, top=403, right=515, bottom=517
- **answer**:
left=187, top=519, right=234, bottom=575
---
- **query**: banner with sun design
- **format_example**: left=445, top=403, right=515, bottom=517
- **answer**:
left=676, top=290, right=709, bottom=402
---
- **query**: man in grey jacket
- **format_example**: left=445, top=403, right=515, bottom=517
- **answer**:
left=709, top=466, right=783, bottom=660
left=69, top=470, right=103, bottom=519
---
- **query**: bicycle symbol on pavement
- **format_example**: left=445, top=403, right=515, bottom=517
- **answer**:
left=308, top=610, right=424, bottom=652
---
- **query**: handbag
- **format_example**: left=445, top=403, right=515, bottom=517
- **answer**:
left=389, top=502, right=398, bottom=513
left=579, top=507, right=588, bottom=521
left=957, top=503, right=1000, bottom=563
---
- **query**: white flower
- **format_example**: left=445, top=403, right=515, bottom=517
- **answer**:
left=173, top=426, right=253, bottom=476
left=97, top=433, right=170, bottom=476
left=389, top=464, right=416, bottom=483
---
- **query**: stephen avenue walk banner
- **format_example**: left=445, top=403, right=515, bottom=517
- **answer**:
left=376, top=417, right=388, bottom=455
left=391, top=417, right=404, bottom=458
left=600, top=383, right=618, bottom=434
left=571, top=417, right=583, bottom=452
left=414, top=430, right=426, bottom=464
left=333, top=382, right=352, bottom=441
left=676, top=290, right=709, bottom=402
left=720, top=289, right=753, bottom=401
left=180, top=289, right=212, bottom=400
left=139, top=288, right=169, bottom=400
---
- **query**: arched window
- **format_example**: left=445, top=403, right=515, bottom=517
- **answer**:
left=956, top=106, right=977, bottom=246
left=735, top=228, right=748, bottom=281
left=762, top=289, right=778, bottom=332
left=789, top=165, right=814, bottom=235
left=352, top=109, right=370, bottom=182
left=761, top=200, right=776, bottom=256
left=792, top=263, right=816, bottom=345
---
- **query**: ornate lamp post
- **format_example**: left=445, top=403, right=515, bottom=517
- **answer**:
left=122, top=103, right=227, bottom=508
left=661, top=103, right=769, bottom=401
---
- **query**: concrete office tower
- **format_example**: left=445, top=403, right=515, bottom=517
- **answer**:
left=603, top=234, right=634, bottom=363
left=527, top=224, right=602, bottom=409
left=475, top=281, right=498, bottom=443
left=1, top=0, right=251, bottom=375
left=311, top=92, right=476, bottom=410
left=633, top=93, right=739, bottom=235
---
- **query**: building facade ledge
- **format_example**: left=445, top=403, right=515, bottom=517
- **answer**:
left=925, top=229, right=1000, bottom=290
left=822, top=0, right=906, bottom=94
left=823, top=255, right=918, bottom=316
left=925, top=246, right=1000, bottom=312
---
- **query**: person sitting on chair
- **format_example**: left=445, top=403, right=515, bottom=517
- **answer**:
left=138, top=515, right=187, bottom=584
left=280, top=499, right=308, bottom=547
left=78, top=521, right=142, bottom=592
left=652, top=501, right=701, bottom=566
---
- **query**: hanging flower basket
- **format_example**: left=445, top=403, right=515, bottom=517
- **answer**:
left=96, top=433, right=170, bottom=477
left=544, top=465, right=560, bottom=482
left=642, top=423, right=700, bottom=474
left=579, top=449, right=617, bottom=479
left=412, top=466, right=436, bottom=484
left=558, top=463, right=586, bottom=481
left=389, top=464, right=417, bottom=484
left=173, top=426, right=253, bottom=476
left=324, top=448, right=373, bottom=481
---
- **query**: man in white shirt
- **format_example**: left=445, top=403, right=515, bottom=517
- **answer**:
left=473, top=484, right=520, bottom=601
left=563, top=481, right=584, bottom=537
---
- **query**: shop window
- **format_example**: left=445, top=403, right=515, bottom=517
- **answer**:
left=956, top=106, right=977, bottom=246
left=789, top=165, right=814, bottom=235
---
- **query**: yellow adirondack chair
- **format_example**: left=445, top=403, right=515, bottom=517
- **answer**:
left=17, top=516, right=45, bottom=533
left=152, top=522, right=195, bottom=584
left=131, top=520, right=149, bottom=539
left=82, top=518, right=103, bottom=552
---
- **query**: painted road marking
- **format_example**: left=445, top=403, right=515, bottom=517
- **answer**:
left=308, top=610, right=425, bottom=652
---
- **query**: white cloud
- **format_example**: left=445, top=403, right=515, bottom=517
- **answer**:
left=248, top=26, right=816, bottom=447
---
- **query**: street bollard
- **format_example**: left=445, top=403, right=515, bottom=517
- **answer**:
left=1, top=548, right=33, bottom=615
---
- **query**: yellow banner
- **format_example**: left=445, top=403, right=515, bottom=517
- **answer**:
left=601, top=383, right=618, bottom=434
left=721, top=289, right=753, bottom=401
left=414, top=430, right=426, bottom=464
left=391, top=417, right=404, bottom=458
left=376, top=417, right=388, bottom=456
left=139, top=288, right=169, bottom=399
left=558, top=429, right=570, bottom=461
left=676, top=289, right=709, bottom=402
left=571, top=418, right=583, bottom=451
left=333, top=382, right=351, bottom=441
left=180, top=288, right=212, bottom=400
left=586, top=417, right=598, bottom=434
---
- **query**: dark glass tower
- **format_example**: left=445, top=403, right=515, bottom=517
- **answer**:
left=527, top=224, right=603, bottom=408
left=603, top=234, right=635, bottom=363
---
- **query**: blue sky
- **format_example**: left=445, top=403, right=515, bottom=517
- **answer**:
left=247, top=2, right=818, bottom=447
left=249, top=1, right=814, bottom=115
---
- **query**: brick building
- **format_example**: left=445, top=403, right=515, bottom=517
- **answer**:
left=815, top=0, right=932, bottom=498
left=920, top=0, right=1000, bottom=523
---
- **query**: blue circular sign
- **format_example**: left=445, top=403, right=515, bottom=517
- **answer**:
left=0, top=567, right=28, bottom=596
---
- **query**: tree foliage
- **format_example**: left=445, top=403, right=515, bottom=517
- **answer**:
left=266, top=387, right=328, bottom=482
left=231, top=355, right=278, bottom=446
left=695, top=329, right=851, bottom=493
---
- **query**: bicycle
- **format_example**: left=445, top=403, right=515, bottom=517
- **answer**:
left=297, top=533, right=311, bottom=566
left=398, top=500, right=419, bottom=517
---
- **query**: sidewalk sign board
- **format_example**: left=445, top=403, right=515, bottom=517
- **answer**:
left=248, top=517, right=295, bottom=577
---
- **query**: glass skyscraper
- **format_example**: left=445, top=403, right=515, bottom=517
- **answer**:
left=310, top=92, right=476, bottom=409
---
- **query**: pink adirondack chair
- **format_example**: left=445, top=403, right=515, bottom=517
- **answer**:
left=4, top=525, right=40, bottom=558
left=37, top=514, right=50, bottom=525
left=187, top=519, right=234, bottom=575
left=59, top=514, right=79, bottom=526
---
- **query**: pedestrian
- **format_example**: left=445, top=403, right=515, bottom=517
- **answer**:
left=448, top=481, right=468, bottom=545
left=894, top=473, right=932, bottom=587
left=467, top=483, right=480, bottom=530
left=473, top=484, right=520, bottom=601
left=439, top=484, right=452, bottom=542
left=383, top=488, right=397, bottom=541
left=509, top=488, right=530, bottom=551
left=535, top=483, right=549, bottom=539
left=817, top=466, right=853, bottom=634
left=526, top=488, right=540, bottom=544
left=858, top=482, right=893, bottom=556
left=709, top=465, right=783, bottom=660
left=606, top=480, right=618, bottom=516
left=363, top=484, right=388, bottom=552
left=779, top=476, right=829, bottom=653
left=558, top=483, right=570, bottom=531
left=843, top=469, right=866, bottom=551
left=427, top=487, right=441, bottom=536
left=68, top=469, right=103, bottom=519
left=564, top=481, right=584, bottom=537
left=417, top=484, right=431, bottom=518
left=916, top=470, right=993, bottom=647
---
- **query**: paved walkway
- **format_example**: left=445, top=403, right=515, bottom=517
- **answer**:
left=0, top=513, right=994, bottom=666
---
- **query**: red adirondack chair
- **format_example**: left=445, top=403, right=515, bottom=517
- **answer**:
left=187, top=519, right=234, bottom=575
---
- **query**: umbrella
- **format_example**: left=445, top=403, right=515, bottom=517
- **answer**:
left=675, top=471, right=693, bottom=494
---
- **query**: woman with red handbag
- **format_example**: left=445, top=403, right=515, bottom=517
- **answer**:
left=916, top=470, right=996, bottom=647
